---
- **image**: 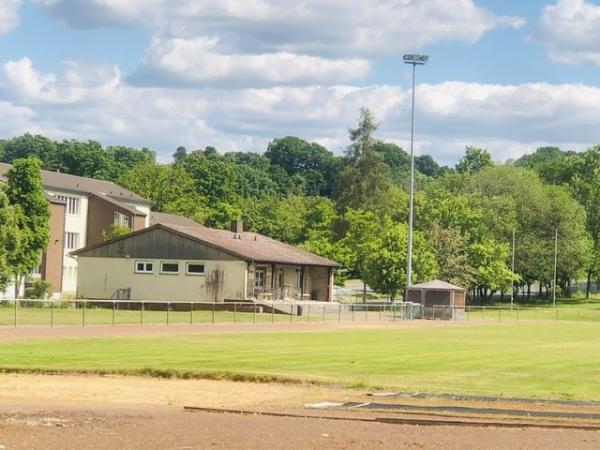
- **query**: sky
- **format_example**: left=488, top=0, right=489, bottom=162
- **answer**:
left=1, top=0, right=600, bottom=164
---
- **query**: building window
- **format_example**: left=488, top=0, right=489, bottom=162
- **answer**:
left=114, top=211, right=130, bottom=227
left=295, top=267, right=303, bottom=290
left=56, top=195, right=81, bottom=215
left=186, top=263, right=205, bottom=275
left=64, top=232, right=80, bottom=250
left=255, top=268, right=266, bottom=290
left=160, top=262, right=179, bottom=274
left=135, top=261, right=154, bottom=274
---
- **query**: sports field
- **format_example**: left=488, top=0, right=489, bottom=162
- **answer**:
left=1, top=321, right=599, bottom=400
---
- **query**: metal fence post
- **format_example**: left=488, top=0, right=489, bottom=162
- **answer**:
left=307, top=304, right=311, bottom=323
left=14, top=299, right=17, bottom=328
left=253, top=304, right=256, bottom=324
left=234, top=302, right=237, bottom=324
left=166, top=302, right=170, bottom=326
left=82, top=300, right=86, bottom=327
left=365, top=305, right=368, bottom=322
left=323, top=305, right=326, bottom=322
left=555, top=308, right=558, bottom=321
left=51, top=300, right=54, bottom=328
left=190, top=302, right=193, bottom=325
left=212, top=302, right=215, bottom=324
left=141, top=302, right=144, bottom=326
left=271, top=303, right=275, bottom=323
left=112, top=301, right=116, bottom=326
left=338, top=303, right=341, bottom=323
left=290, top=304, right=293, bottom=323
left=499, top=308, right=501, bottom=322
left=535, top=308, right=538, bottom=321
left=352, top=304, right=355, bottom=322
left=516, top=308, right=519, bottom=322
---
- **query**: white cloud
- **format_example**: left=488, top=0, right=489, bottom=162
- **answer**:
left=2, top=58, right=599, bottom=164
left=533, top=0, right=600, bottom=65
left=0, top=0, right=22, bottom=34
left=130, top=35, right=370, bottom=87
left=34, top=0, right=523, bottom=57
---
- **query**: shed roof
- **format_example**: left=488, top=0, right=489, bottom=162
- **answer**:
left=408, top=280, right=466, bottom=291
left=73, top=222, right=342, bottom=268
left=0, top=162, right=151, bottom=205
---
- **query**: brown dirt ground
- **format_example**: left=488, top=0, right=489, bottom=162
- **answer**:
left=1, top=373, right=600, bottom=449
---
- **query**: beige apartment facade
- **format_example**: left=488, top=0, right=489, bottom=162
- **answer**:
left=0, top=163, right=153, bottom=296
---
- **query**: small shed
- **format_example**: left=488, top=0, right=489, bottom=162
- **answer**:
left=406, top=280, right=466, bottom=320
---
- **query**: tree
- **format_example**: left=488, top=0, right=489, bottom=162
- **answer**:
left=468, top=238, right=514, bottom=302
left=1, top=133, right=58, bottom=164
left=570, top=146, right=600, bottom=298
left=102, top=223, right=131, bottom=241
left=265, top=136, right=340, bottom=196
left=5, top=158, right=50, bottom=298
left=415, top=154, right=443, bottom=178
left=456, top=146, right=493, bottom=174
left=338, top=209, right=382, bottom=300
left=426, top=222, right=475, bottom=288
left=173, top=146, right=188, bottom=162
left=0, top=188, right=20, bottom=291
left=364, top=221, right=437, bottom=301
left=335, top=109, right=399, bottom=216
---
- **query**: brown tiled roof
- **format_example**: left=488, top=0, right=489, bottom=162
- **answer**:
left=165, top=223, right=341, bottom=267
left=150, top=211, right=202, bottom=227
left=74, top=222, right=341, bottom=267
left=409, top=280, right=466, bottom=291
left=93, top=192, right=146, bottom=216
left=0, top=162, right=151, bottom=204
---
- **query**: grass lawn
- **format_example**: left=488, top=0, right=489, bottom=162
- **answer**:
left=1, top=322, right=600, bottom=400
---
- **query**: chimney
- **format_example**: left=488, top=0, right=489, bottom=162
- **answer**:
left=230, top=220, right=244, bottom=234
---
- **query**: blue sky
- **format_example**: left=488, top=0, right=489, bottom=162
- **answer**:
left=0, top=0, right=600, bottom=164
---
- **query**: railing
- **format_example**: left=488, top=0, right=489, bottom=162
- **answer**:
left=0, top=299, right=423, bottom=328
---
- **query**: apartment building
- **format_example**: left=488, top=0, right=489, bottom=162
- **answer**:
left=0, top=163, right=153, bottom=295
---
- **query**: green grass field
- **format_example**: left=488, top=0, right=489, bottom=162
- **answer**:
left=2, top=322, right=600, bottom=401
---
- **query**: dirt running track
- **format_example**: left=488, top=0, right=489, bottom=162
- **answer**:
left=1, top=374, right=600, bottom=449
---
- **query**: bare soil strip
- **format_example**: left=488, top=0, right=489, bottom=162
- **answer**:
left=1, top=373, right=600, bottom=449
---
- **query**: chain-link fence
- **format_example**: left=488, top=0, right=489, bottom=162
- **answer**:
left=0, top=299, right=423, bottom=328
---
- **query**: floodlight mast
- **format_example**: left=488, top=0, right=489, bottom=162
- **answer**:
left=403, top=54, right=428, bottom=299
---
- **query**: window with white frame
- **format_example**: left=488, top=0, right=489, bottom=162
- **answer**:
left=114, top=211, right=130, bottom=227
left=160, top=262, right=179, bottom=274
left=135, top=261, right=154, bottom=274
left=64, top=232, right=80, bottom=250
left=56, top=195, right=81, bottom=215
left=186, top=263, right=205, bottom=275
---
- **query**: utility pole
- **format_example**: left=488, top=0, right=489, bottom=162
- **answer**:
left=511, top=228, right=515, bottom=309
left=403, top=54, right=428, bottom=299
left=553, top=228, right=558, bottom=308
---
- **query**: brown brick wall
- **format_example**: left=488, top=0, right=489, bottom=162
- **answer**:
left=304, top=266, right=332, bottom=301
left=86, top=195, right=144, bottom=245
left=41, top=201, right=65, bottom=293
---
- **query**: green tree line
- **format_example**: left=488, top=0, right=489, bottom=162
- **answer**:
left=2, top=109, right=600, bottom=302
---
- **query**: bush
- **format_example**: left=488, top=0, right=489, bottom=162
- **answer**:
left=25, top=280, right=52, bottom=299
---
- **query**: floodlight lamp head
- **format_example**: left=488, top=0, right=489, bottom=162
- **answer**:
left=403, top=54, right=429, bottom=65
